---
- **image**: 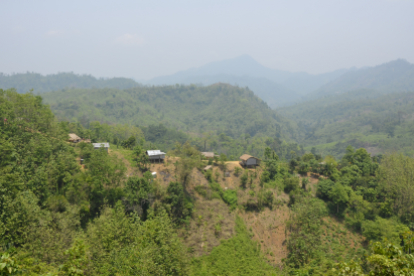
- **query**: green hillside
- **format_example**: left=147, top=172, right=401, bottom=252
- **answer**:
left=3, top=88, right=414, bottom=275
left=278, top=89, right=414, bottom=158
left=0, top=72, right=140, bottom=94
left=42, top=83, right=300, bottom=141
left=310, top=59, right=414, bottom=98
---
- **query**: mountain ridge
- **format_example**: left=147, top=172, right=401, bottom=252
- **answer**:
left=0, top=72, right=140, bottom=94
left=310, top=59, right=414, bottom=98
left=147, top=55, right=350, bottom=107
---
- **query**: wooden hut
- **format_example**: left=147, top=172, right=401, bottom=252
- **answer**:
left=239, top=154, right=261, bottom=167
left=146, top=150, right=166, bottom=163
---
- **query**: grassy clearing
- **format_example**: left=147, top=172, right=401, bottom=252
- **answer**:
left=190, top=216, right=278, bottom=276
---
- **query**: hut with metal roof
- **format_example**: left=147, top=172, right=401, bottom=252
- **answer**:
left=146, top=150, right=166, bottom=163
left=239, top=154, right=261, bottom=167
left=93, top=143, right=110, bottom=152
left=201, top=152, right=219, bottom=159
left=68, top=133, right=81, bottom=143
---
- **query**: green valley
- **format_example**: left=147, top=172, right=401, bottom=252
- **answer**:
left=278, top=89, right=414, bottom=158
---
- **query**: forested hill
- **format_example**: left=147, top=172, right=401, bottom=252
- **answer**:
left=278, top=89, right=414, bottom=158
left=0, top=72, right=140, bottom=94
left=151, top=74, right=300, bottom=108
left=5, top=88, right=414, bottom=275
left=311, top=59, right=414, bottom=97
left=42, top=83, right=300, bottom=140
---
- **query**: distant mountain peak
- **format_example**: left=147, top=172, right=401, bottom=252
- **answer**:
left=378, top=59, right=412, bottom=69
left=383, top=58, right=409, bottom=65
left=228, top=54, right=259, bottom=63
left=311, top=58, right=414, bottom=97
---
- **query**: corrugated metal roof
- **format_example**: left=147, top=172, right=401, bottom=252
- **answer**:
left=146, top=150, right=166, bottom=156
left=93, top=143, right=110, bottom=148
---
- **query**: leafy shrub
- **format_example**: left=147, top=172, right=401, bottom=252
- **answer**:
left=240, top=170, right=248, bottom=188
left=194, top=186, right=207, bottom=197
left=284, top=176, right=300, bottom=193
left=298, top=161, right=310, bottom=176
left=0, top=253, right=20, bottom=276
left=123, top=172, right=154, bottom=220
left=258, top=190, right=274, bottom=210
left=284, top=196, right=327, bottom=269
left=362, top=216, right=409, bottom=244
left=222, top=190, right=238, bottom=210
left=165, top=181, right=193, bottom=223
left=316, top=179, right=335, bottom=200
left=234, top=166, right=242, bottom=177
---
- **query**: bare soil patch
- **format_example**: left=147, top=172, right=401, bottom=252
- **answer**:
left=239, top=206, right=290, bottom=267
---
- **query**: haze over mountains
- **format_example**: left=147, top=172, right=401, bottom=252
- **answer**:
left=310, top=59, right=414, bottom=98
left=0, top=72, right=140, bottom=94
left=147, top=55, right=350, bottom=107
left=1, top=56, right=414, bottom=109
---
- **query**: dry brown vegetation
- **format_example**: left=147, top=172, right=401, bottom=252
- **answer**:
left=111, top=152, right=365, bottom=266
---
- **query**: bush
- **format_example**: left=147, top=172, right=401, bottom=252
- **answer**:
left=222, top=189, right=238, bottom=210
left=240, top=170, right=248, bottom=188
left=301, top=178, right=310, bottom=191
left=234, top=166, right=242, bottom=177
left=316, top=179, right=335, bottom=200
left=258, top=190, right=274, bottom=210
left=362, top=216, right=409, bottom=244
left=298, top=161, right=310, bottom=176
left=194, top=186, right=207, bottom=197
left=165, top=182, right=193, bottom=223
left=284, top=177, right=300, bottom=194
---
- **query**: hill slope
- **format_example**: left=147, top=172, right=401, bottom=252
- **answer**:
left=155, top=74, right=300, bottom=108
left=42, top=83, right=300, bottom=141
left=278, top=89, right=414, bottom=158
left=0, top=72, right=140, bottom=94
left=311, top=59, right=414, bottom=97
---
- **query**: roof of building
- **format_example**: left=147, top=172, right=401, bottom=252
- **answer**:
left=201, top=152, right=216, bottom=158
left=93, top=143, right=110, bottom=148
left=239, top=154, right=261, bottom=161
left=203, top=165, right=213, bottom=171
left=146, top=150, right=166, bottom=156
left=68, top=133, right=81, bottom=141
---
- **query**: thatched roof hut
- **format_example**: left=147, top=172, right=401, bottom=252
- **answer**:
left=239, top=154, right=261, bottom=167
left=68, top=133, right=81, bottom=143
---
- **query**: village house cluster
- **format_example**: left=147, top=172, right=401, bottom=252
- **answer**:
left=69, top=133, right=260, bottom=167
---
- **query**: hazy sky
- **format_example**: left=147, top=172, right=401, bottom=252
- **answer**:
left=1, top=0, right=413, bottom=80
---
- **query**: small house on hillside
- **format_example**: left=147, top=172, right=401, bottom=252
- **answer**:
left=93, top=143, right=110, bottom=152
left=201, top=152, right=219, bottom=159
left=239, top=154, right=261, bottom=167
left=146, top=150, right=166, bottom=163
left=68, top=133, right=81, bottom=143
